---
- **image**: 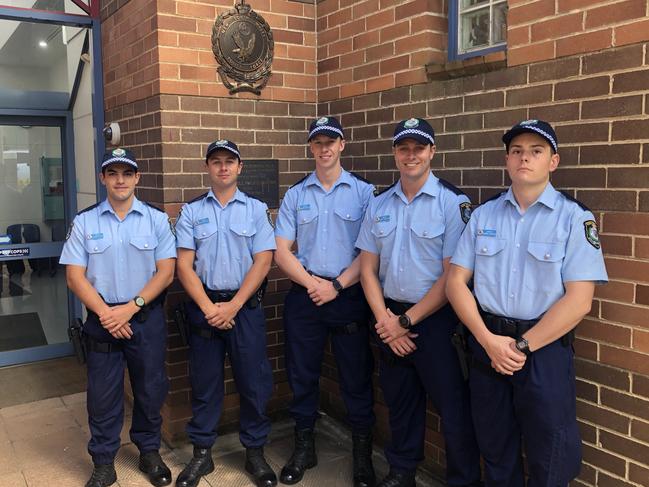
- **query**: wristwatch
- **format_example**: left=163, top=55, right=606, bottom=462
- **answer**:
left=515, top=337, right=530, bottom=355
left=134, top=296, right=146, bottom=308
left=398, top=313, right=412, bottom=329
left=332, top=278, right=343, bottom=293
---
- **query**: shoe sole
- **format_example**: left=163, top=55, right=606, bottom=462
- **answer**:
left=279, top=459, right=317, bottom=485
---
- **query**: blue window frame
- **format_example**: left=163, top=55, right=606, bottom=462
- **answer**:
left=448, top=0, right=507, bottom=61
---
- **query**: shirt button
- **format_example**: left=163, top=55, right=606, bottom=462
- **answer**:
left=512, top=268, right=517, bottom=273
left=323, top=228, right=327, bottom=232
left=144, top=243, right=149, bottom=248
left=481, top=247, right=488, bottom=253
left=242, top=230, right=246, bottom=234
left=324, top=210, right=328, bottom=214
left=202, top=232, right=206, bottom=236
left=379, top=230, right=384, bottom=235
left=516, top=243, right=520, bottom=248
left=544, top=253, right=551, bottom=260
left=93, top=247, right=98, bottom=251
left=509, top=293, right=515, bottom=298
left=399, top=268, right=403, bottom=272
left=423, top=231, right=428, bottom=236
left=520, top=218, right=525, bottom=223
left=302, top=219, right=306, bottom=223
left=346, top=214, right=350, bottom=218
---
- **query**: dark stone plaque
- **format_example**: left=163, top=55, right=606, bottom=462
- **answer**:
left=239, top=159, right=279, bottom=208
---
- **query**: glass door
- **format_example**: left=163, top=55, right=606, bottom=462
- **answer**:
left=0, top=117, right=73, bottom=366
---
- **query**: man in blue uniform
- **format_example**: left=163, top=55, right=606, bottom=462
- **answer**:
left=60, top=148, right=176, bottom=487
left=447, top=120, right=608, bottom=487
left=274, top=117, right=376, bottom=487
left=356, top=118, right=481, bottom=487
left=174, top=140, right=277, bottom=487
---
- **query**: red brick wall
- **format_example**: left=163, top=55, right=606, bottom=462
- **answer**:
left=508, top=0, right=649, bottom=66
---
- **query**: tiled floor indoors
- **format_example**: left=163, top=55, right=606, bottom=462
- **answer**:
left=0, top=392, right=441, bottom=487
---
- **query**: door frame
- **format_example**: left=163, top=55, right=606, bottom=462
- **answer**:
left=0, top=111, right=78, bottom=366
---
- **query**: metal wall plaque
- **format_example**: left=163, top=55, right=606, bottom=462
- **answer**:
left=239, top=159, right=279, bottom=208
left=212, top=1, right=274, bottom=95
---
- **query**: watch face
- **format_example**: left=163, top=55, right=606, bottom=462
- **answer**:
left=398, top=314, right=410, bottom=328
left=135, top=296, right=145, bottom=307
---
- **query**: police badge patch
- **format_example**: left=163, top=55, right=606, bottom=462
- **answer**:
left=459, top=202, right=472, bottom=224
left=266, top=208, right=275, bottom=229
left=65, top=222, right=74, bottom=240
left=584, top=220, right=600, bottom=249
left=169, top=218, right=176, bottom=237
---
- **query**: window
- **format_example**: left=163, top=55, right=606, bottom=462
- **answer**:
left=449, top=0, right=507, bottom=61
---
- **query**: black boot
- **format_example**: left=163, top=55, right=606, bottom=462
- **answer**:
left=85, top=463, right=117, bottom=487
left=279, top=428, right=317, bottom=485
left=176, top=446, right=215, bottom=487
left=352, top=432, right=376, bottom=487
left=139, top=450, right=172, bottom=487
left=245, top=447, right=278, bottom=487
left=376, top=470, right=416, bottom=487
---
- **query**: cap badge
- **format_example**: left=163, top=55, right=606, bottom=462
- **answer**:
left=520, top=119, right=538, bottom=126
left=216, top=140, right=228, bottom=146
left=316, top=117, right=328, bottom=126
left=112, top=148, right=126, bottom=157
left=404, top=118, right=419, bottom=128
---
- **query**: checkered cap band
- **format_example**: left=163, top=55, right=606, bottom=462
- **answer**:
left=308, top=125, right=344, bottom=139
left=393, top=128, right=435, bottom=145
left=521, top=125, right=558, bottom=152
left=101, top=156, right=137, bottom=169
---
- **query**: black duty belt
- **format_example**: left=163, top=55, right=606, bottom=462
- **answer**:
left=87, top=292, right=166, bottom=324
left=202, top=282, right=265, bottom=309
left=330, top=322, right=365, bottom=335
left=191, top=324, right=226, bottom=340
left=84, top=335, right=123, bottom=353
left=480, top=310, right=539, bottom=338
left=384, top=298, right=414, bottom=316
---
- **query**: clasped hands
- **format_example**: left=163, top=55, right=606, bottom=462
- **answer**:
left=484, top=334, right=527, bottom=375
left=307, top=276, right=338, bottom=306
left=375, top=308, right=418, bottom=358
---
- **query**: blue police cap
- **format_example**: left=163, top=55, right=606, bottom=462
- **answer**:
left=205, top=139, right=241, bottom=161
left=393, top=118, right=435, bottom=146
left=101, top=148, right=138, bottom=171
left=503, top=119, right=558, bottom=153
left=307, top=116, right=344, bottom=141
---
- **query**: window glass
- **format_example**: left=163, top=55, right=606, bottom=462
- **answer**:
left=454, top=0, right=507, bottom=59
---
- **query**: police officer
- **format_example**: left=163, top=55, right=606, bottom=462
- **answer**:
left=274, top=117, right=376, bottom=486
left=356, top=118, right=481, bottom=487
left=174, top=140, right=277, bottom=487
left=60, top=148, right=176, bottom=487
left=446, top=120, right=608, bottom=487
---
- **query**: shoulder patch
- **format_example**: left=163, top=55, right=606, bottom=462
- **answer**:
left=459, top=202, right=472, bottom=224
left=479, top=191, right=505, bottom=206
left=144, top=202, right=164, bottom=213
left=77, top=202, right=100, bottom=216
left=349, top=171, right=372, bottom=185
left=188, top=192, right=209, bottom=204
left=266, top=208, right=275, bottom=229
left=65, top=222, right=74, bottom=241
left=290, top=175, right=308, bottom=189
left=584, top=220, right=601, bottom=249
left=376, top=181, right=398, bottom=196
left=438, top=178, right=466, bottom=196
left=559, top=190, right=591, bottom=212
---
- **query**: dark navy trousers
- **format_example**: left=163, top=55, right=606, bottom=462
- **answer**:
left=377, top=304, right=481, bottom=486
left=284, top=283, right=375, bottom=433
left=84, top=305, right=169, bottom=465
left=185, top=301, right=273, bottom=449
left=468, top=335, right=581, bottom=487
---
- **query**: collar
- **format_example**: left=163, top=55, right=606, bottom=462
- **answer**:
left=99, top=197, right=144, bottom=216
left=305, top=168, right=352, bottom=190
left=504, top=183, right=559, bottom=211
left=394, top=171, right=439, bottom=204
left=206, top=188, right=246, bottom=207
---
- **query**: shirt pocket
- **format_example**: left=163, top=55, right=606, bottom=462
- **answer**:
left=474, top=236, right=507, bottom=287
left=84, top=238, right=111, bottom=255
left=370, top=219, right=396, bottom=239
left=333, top=206, right=364, bottom=245
left=410, top=220, right=444, bottom=260
left=193, top=222, right=218, bottom=242
left=129, top=235, right=159, bottom=252
left=128, top=235, right=159, bottom=274
left=524, top=241, right=565, bottom=292
left=229, top=221, right=257, bottom=238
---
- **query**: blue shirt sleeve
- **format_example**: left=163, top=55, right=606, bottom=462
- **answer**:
left=154, top=210, right=177, bottom=261
left=562, top=209, right=608, bottom=284
left=59, top=215, right=88, bottom=267
left=275, top=187, right=297, bottom=241
left=175, top=204, right=195, bottom=250
left=355, top=201, right=378, bottom=254
left=252, top=202, right=277, bottom=254
left=442, top=193, right=471, bottom=260
left=450, top=206, right=478, bottom=271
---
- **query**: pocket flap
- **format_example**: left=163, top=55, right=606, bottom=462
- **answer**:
left=230, top=222, right=257, bottom=237
left=334, top=207, right=363, bottom=222
left=85, top=238, right=111, bottom=254
left=527, top=241, right=565, bottom=263
left=475, top=236, right=506, bottom=256
left=193, top=223, right=218, bottom=240
left=129, top=236, right=158, bottom=250
left=411, top=220, right=444, bottom=239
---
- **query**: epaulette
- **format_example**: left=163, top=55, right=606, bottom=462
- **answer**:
left=77, top=203, right=99, bottom=215
left=242, top=191, right=264, bottom=204
left=187, top=192, right=209, bottom=204
left=376, top=181, right=397, bottom=196
left=438, top=178, right=466, bottom=196
left=290, top=175, right=308, bottom=189
left=350, top=171, right=373, bottom=185
left=144, top=202, right=164, bottom=213
left=559, top=190, right=591, bottom=212
left=479, top=191, right=505, bottom=206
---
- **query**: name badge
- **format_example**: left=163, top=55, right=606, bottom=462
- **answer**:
left=298, top=204, right=311, bottom=211
left=87, top=233, right=104, bottom=240
left=375, top=215, right=390, bottom=223
left=478, top=229, right=496, bottom=237
left=196, top=217, right=210, bottom=225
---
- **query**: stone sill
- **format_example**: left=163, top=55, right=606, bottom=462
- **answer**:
left=426, top=50, right=507, bottom=80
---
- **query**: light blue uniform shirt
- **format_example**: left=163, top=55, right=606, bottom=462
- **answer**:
left=355, top=172, right=470, bottom=303
left=275, top=169, right=375, bottom=278
left=451, top=183, right=608, bottom=320
left=175, top=188, right=276, bottom=290
left=59, top=197, right=177, bottom=304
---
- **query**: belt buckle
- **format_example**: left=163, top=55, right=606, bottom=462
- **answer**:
left=501, top=318, right=518, bottom=337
